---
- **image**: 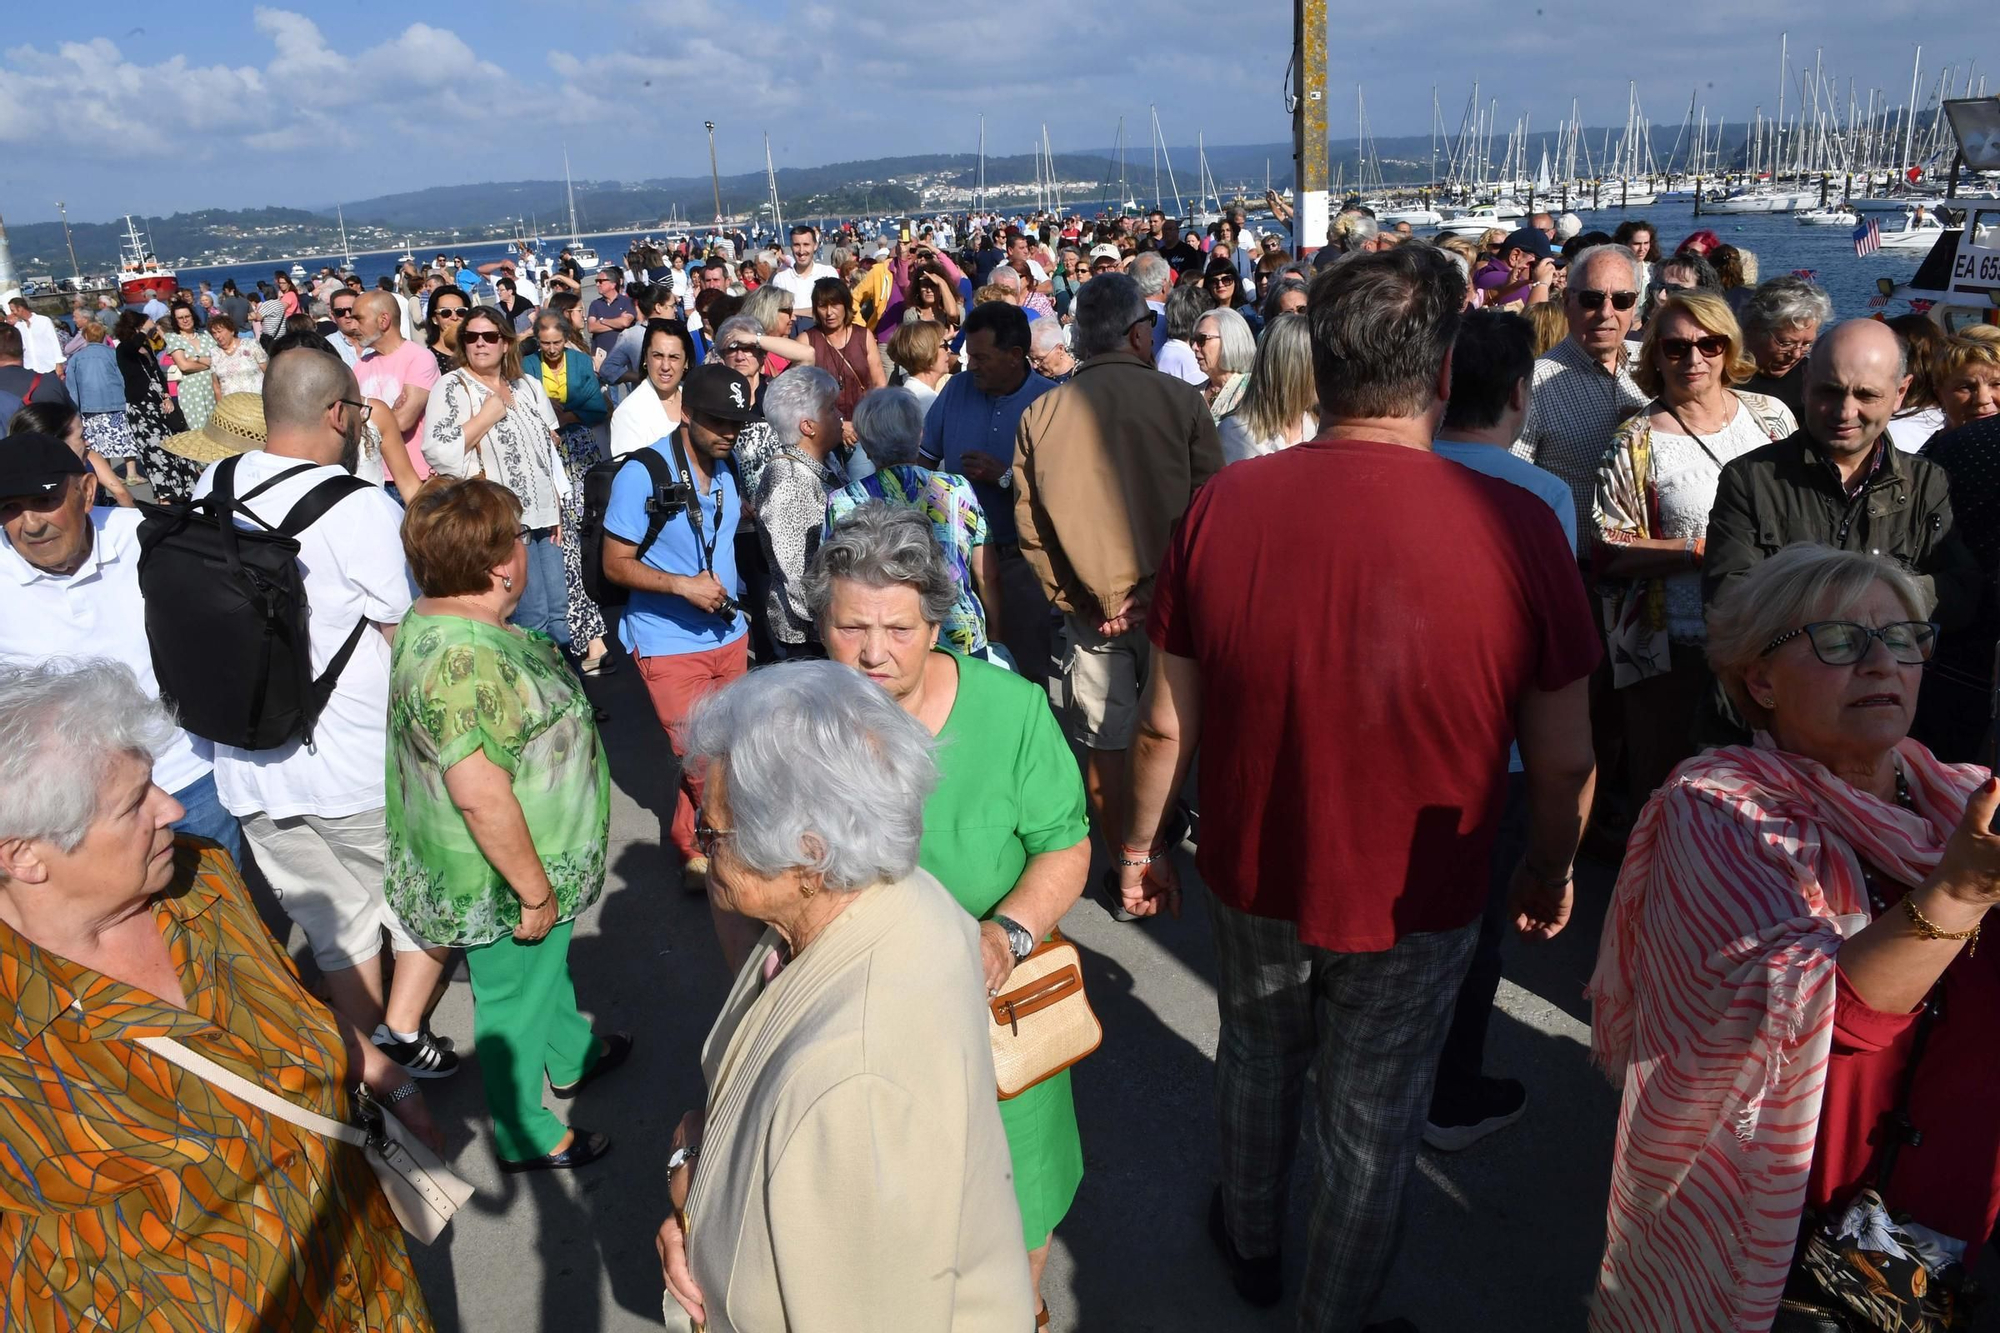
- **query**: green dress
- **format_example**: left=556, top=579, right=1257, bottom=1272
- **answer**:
left=918, top=650, right=1090, bottom=1248
left=384, top=613, right=610, bottom=947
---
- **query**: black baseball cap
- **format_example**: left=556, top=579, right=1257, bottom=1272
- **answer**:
left=1502, top=227, right=1554, bottom=262
left=682, top=364, right=758, bottom=423
left=0, top=432, right=87, bottom=502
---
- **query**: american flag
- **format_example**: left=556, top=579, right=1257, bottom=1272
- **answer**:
left=1853, top=217, right=1882, bottom=258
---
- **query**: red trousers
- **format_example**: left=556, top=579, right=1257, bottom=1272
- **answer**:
left=635, top=637, right=750, bottom=861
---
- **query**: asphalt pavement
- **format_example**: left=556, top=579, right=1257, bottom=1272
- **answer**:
left=265, top=656, right=1995, bottom=1333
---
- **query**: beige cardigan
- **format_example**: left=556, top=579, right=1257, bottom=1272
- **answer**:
left=665, top=871, right=1033, bottom=1332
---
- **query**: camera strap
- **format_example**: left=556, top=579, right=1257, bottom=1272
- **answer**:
left=670, top=426, right=724, bottom=576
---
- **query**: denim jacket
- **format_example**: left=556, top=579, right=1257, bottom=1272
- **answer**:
left=66, top=343, right=125, bottom=414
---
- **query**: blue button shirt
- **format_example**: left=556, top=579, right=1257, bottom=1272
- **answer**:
left=604, top=443, right=748, bottom=658
left=919, top=370, right=1056, bottom=545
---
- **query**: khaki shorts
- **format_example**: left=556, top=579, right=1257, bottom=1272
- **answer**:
left=1061, top=611, right=1151, bottom=750
left=240, top=808, right=422, bottom=970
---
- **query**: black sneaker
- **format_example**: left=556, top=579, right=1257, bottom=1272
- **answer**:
left=372, top=1023, right=461, bottom=1079
left=1207, top=1185, right=1281, bottom=1308
left=1423, top=1076, right=1526, bottom=1152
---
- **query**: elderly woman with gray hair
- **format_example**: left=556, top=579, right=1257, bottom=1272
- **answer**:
left=825, top=387, right=1002, bottom=659
left=1190, top=305, right=1257, bottom=420
left=1738, top=276, right=1835, bottom=421
left=1588, top=543, right=2000, bottom=1332
left=806, top=504, right=1091, bottom=1323
left=753, top=365, right=848, bottom=655
left=655, top=661, right=1037, bottom=1333
left=0, top=660, right=436, bottom=1330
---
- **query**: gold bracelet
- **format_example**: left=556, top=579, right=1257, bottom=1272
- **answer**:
left=1903, top=895, right=1983, bottom=957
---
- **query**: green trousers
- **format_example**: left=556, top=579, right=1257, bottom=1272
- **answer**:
left=465, top=920, right=601, bottom=1162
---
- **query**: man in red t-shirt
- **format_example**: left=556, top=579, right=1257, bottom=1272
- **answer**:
left=1116, top=246, right=1600, bottom=1323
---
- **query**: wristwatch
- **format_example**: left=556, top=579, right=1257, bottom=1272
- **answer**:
left=996, top=469, right=1014, bottom=491
left=992, top=914, right=1035, bottom=963
left=668, top=1144, right=700, bottom=1174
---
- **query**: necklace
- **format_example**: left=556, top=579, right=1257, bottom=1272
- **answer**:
left=1861, top=761, right=1917, bottom=915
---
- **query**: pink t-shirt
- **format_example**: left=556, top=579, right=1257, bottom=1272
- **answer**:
left=356, top=338, right=440, bottom=480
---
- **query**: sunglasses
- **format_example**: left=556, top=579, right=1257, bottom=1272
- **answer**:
left=1209, top=274, right=1236, bottom=285
left=1761, top=620, right=1938, bottom=666
left=1575, top=289, right=1640, bottom=312
left=722, top=343, right=760, bottom=356
left=434, top=306, right=467, bottom=319
left=332, top=306, right=356, bottom=319
left=461, top=328, right=506, bottom=345
left=1660, top=335, right=1729, bottom=361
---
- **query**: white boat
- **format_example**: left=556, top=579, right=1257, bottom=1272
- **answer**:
left=1434, top=204, right=1523, bottom=236
left=1706, top=189, right=1816, bottom=214
left=1797, top=208, right=1858, bottom=227
left=115, top=215, right=177, bottom=304
left=1875, top=207, right=1950, bottom=251
left=289, top=262, right=307, bottom=282
left=561, top=147, right=601, bottom=270
left=1377, top=205, right=1444, bottom=227
left=1849, top=195, right=1944, bottom=215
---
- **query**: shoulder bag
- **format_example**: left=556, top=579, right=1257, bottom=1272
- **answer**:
left=1774, top=984, right=1980, bottom=1331
left=987, top=930, right=1101, bottom=1100
left=136, top=1035, right=472, bottom=1245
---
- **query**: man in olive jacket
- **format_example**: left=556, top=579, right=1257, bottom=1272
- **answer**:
left=1704, top=319, right=1981, bottom=629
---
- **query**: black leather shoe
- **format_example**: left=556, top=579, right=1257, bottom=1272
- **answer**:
left=1207, top=1185, right=1281, bottom=1307
left=499, top=1128, right=612, bottom=1173
left=551, top=1032, right=633, bottom=1099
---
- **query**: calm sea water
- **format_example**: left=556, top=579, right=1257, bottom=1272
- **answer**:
left=171, top=202, right=1936, bottom=324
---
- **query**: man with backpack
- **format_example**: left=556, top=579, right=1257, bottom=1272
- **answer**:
left=182, top=347, right=456, bottom=1080
left=597, top=364, right=757, bottom=926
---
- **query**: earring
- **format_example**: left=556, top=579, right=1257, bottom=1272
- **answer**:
left=502, top=576, right=514, bottom=591
left=1762, top=697, right=1776, bottom=708
left=800, top=878, right=820, bottom=900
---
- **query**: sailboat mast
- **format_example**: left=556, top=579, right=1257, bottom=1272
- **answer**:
left=1901, top=45, right=1922, bottom=177
left=764, top=133, right=783, bottom=236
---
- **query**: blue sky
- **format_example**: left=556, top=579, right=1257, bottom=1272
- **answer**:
left=1, top=1, right=1992, bottom=222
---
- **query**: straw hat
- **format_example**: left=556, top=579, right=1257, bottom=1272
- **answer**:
left=160, top=393, right=267, bottom=464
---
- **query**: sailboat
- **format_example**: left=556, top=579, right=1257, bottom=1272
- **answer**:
left=563, top=148, right=600, bottom=270
left=336, top=204, right=356, bottom=272
left=1190, top=133, right=1222, bottom=228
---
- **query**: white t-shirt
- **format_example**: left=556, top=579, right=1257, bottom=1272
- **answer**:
left=610, top=383, right=682, bottom=459
left=771, top=263, right=839, bottom=318
left=0, top=508, right=212, bottom=794
left=1886, top=405, right=1946, bottom=453
left=192, top=453, right=414, bottom=820
left=1641, top=399, right=1792, bottom=638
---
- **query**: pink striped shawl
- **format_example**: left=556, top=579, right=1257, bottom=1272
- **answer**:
left=1585, top=736, right=1984, bottom=1333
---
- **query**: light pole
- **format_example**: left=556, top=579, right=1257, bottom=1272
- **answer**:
left=705, top=121, right=724, bottom=227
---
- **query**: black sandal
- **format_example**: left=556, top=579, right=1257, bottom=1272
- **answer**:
left=499, top=1128, right=612, bottom=1173
left=551, top=1032, right=633, bottom=1099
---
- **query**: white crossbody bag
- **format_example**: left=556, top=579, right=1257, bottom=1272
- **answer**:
left=137, top=1035, right=473, bottom=1245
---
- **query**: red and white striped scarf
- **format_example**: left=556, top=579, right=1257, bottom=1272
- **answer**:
left=1586, top=736, right=1984, bottom=1332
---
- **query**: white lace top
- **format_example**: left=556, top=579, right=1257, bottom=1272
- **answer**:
left=1647, top=398, right=1797, bottom=638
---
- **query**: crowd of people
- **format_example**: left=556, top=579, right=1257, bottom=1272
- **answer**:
left=0, top=192, right=1997, bottom=1333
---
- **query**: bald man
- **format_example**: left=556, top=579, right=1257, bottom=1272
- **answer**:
left=352, top=289, right=437, bottom=483
left=1703, top=318, right=1981, bottom=626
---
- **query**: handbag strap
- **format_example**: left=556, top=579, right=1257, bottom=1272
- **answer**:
left=136, top=1034, right=367, bottom=1148
left=1870, top=980, right=1945, bottom=1191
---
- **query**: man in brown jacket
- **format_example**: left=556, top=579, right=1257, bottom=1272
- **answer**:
left=1015, top=271, right=1222, bottom=917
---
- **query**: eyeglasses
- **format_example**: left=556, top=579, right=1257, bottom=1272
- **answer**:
left=1659, top=335, right=1729, bottom=362
left=693, top=809, right=735, bottom=857
left=515, top=524, right=533, bottom=542
left=1188, top=332, right=1221, bottom=346
left=1575, top=289, right=1640, bottom=312
left=722, top=342, right=760, bottom=356
left=461, top=328, right=506, bottom=345
left=333, top=397, right=368, bottom=416
left=434, top=306, right=467, bottom=320
left=331, top=306, right=356, bottom=319
left=1128, top=310, right=1159, bottom=331
left=1209, top=274, right=1236, bottom=285
left=1761, top=620, right=1938, bottom=666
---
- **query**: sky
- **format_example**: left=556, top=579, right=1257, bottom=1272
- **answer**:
left=0, top=0, right=1993, bottom=223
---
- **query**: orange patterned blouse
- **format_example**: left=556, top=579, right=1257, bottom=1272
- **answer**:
left=0, top=839, right=432, bottom=1332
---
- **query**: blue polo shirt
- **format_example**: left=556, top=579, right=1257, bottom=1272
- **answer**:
left=919, top=370, right=1056, bottom=546
left=604, top=442, right=748, bottom=658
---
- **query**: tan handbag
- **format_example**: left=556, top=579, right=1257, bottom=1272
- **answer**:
left=987, top=931, right=1102, bottom=1100
left=137, top=1035, right=473, bottom=1245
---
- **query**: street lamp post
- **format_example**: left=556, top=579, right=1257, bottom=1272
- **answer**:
left=705, top=121, right=724, bottom=227
left=57, top=201, right=82, bottom=286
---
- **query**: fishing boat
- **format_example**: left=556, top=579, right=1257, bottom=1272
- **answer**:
left=1797, top=207, right=1858, bottom=227
left=114, top=215, right=177, bottom=304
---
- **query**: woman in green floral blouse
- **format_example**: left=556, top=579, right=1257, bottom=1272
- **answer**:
left=386, top=478, right=627, bottom=1173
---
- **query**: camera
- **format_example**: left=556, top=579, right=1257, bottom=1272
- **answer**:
left=714, top=593, right=741, bottom=621
left=647, top=480, right=694, bottom=519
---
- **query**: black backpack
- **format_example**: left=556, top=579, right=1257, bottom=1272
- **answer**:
left=136, top=454, right=372, bottom=751
left=578, top=447, right=681, bottom=607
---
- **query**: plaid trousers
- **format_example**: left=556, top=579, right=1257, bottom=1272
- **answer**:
left=1208, top=896, right=1478, bottom=1332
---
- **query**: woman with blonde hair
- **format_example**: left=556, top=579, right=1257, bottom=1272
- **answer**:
left=1218, top=313, right=1318, bottom=463
left=1931, top=326, right=2000, bottom=431
left=1593, top=290, right=1796, bottom=808
left=1527, top=301, right=1569, bottom=356
left=885, top=318, right=952, bottom=417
